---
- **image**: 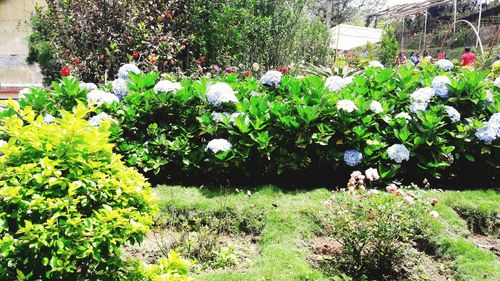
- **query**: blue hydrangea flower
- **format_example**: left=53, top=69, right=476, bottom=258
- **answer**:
left=444, top=106, right=460, bottom=123
left=260, top=70, right=282, bottom=87
left=111, top=78, right=129, bottom=99
left=387, top=144, right=410, bottom=163
left=344, top=149, right=363, bottom=167
left=432, top=76, right=451, bottom=98
left=476, top=113, right=500, bottom=144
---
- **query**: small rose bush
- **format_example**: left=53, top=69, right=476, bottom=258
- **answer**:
left=318, top=171, right=435, bottom=279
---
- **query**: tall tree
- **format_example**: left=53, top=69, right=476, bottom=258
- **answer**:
left=313, top=0, right=385, bottom=28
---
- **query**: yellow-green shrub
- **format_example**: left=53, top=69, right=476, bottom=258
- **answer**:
left=0, top=102, right=156, bottom=280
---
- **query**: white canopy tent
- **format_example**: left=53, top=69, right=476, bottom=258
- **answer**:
left=330, top=24, right=383, bottom=51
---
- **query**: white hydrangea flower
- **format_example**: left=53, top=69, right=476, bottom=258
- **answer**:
left=206, top=82, right=238, bottom=106
left=411, top=87, right=435, bottom=103
left=18, top=88, right=30, bottom=100
left=154, top=80, right=182, bottom=94
left=325, top=76, right=345, bottom=93
left=395, top=112, right=412, bottom=120
left=260, top=70, right=282, bottom=86
left=370, top=101, right=383, bottom=114
left=207, top=138, right=232, bottom=153
left=111, top=78, right=129, bottom=99
left=87, top=90, right=119, bottom=106
left=494, top=77, right=500, bottom=88
left=410, top=102, right=428, bottom=113
left=368, top=61, right=384, bottom=68
left=444, top=106, right=460, bottom=123
left=43, top=114, right=55, bottom=124
left=343, top=76, right=354, bottom=85
left=432, top=76, right=451, bottom=98
left=89, top=112, right=113, bottom=127
left=118, top=63, right=141, bottom=80
left=336, top=99, right=358, bottom=113
left=387, top=144, right=410, bottom=163
left=435, top=59, right=454, bottom=71
left=79, top=82, right=98, bottom=92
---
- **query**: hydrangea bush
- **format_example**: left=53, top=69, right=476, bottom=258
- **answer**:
left=7, top=63, right=499, bottom=184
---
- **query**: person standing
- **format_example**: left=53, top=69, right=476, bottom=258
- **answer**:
left=437, top=50, right=446, bottom=59
left=396, top=52, right=407, bottom=65
left=460, top=47, right=476, bottom=67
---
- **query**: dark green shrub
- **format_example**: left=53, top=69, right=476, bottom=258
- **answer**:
left=0, top=104, right=156, bottom=279
left=378, top=24, right=399, bottom=67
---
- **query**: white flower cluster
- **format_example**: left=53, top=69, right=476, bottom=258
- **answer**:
left=370, top=101, right=383, bottom=114
left=343, top=76, right=354, bottom=85
left=79, top=82, right=97, bottom=92
left=368, top=61, right=384, bottom=68
left=260, top=70, right=282, bottom=87
left=154, top=80, right=182, bottom=94
left=118, top=63, right=141, bottom=80
left=336, top=99, right=358, bottom=113
left=325, top=76, right=344, bottom=92
left=387, top=144, right=410, bottom=163
left=475, top=113, right=500, bottom=144
left=18, top=88, right=30, bottom=100
left=43, top=114, right=55, bottom=124
left=410, top=87, right=435, bottom=113
left=432, top=76, right=451, bottom=98
left=87, top=89, right=119, bottom=106
left=344, top=149, right=363, bottom=167
left=111, top=78, right=129, bottom=99
left=206, top=82, right=238, bottom=106
left=494, top=77, right=500, bottom=88
left=444, top=106, right=460, bottom=123
left=89, top=112, right=113, bottom=127
left=435, top=59, right=454, bottom=71
left=395, top=112, right=412, bottom=120
left=207, top=138, right=232, bottom=153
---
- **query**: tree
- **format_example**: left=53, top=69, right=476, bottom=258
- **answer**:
left=378, top=24, right=399, bottom=66
left=313, top=0, right=385, bottom=28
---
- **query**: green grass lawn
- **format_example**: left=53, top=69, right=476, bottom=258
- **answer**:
left=153, top=186, right=499, bottom=281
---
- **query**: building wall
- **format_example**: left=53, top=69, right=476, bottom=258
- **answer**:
left=0, top=0, right=44, bottom=87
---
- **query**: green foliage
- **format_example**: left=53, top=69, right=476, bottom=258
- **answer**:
left=378, top=24, right=399, bottom=67
left=318, top=189, right=433, bottom=279
left=0, top=104, right=156, bottom=280
left=28, top=0, right=189, bottom=84
left=139, top=250, right=192, bottom=281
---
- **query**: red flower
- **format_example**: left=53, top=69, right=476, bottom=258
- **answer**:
left=195, top=60, right=201, bottom=65
left=200, top=56, right=206, bottom=63
left=148, top=54, right=157, bottom=65
left=71, top=57, right=80, bottom=66
left=279, top=67, right=288, bottom=73
left=225, top=67, right=233, bottom=73
left=60, top=66, right=71, bottom=77
left=132, top=51, right=139, bottom=60
left=244, top=70, right=251, bottom=77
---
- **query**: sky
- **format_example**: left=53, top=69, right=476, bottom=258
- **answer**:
left=385, top=0, right=426, bottom=7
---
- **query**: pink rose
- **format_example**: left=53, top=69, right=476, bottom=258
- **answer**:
left=386, top=184, right=398, bottom=192
left=350, top=171, right=365, bottom=181
left=365, top=168, right=380, bottom=181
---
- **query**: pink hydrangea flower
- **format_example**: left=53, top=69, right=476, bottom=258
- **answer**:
left=364, top=168, right=380, bottom=181
left=405, top=196, right=414, bottom=204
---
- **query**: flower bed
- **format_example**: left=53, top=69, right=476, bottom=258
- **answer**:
left=3, top=61, right=499, bottom=185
